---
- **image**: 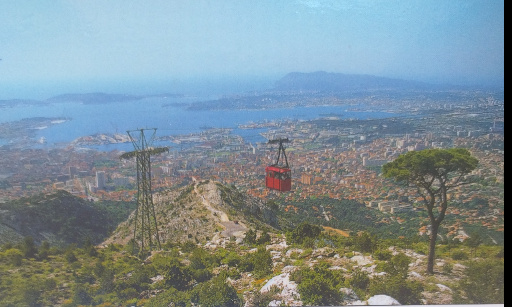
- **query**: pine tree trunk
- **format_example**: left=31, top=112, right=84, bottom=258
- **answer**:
left=427, top=222, right=439, bottom=274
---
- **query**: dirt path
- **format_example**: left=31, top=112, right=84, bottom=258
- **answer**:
left=194, top=183, right=247, bottom=238
left=323, top=226, right=350, bottom=237
left=193, top=183, right=228, bottom=221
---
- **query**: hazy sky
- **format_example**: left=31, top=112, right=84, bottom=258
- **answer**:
left=0, top=0, right=504, bottom=99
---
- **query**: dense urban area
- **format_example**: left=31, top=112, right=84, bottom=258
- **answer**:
left=0, top=91, right=504, bottom=240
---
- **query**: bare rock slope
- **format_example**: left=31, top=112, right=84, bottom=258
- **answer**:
left=103, top=180, right=279, bottom=246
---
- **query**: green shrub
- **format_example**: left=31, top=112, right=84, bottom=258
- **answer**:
left=227, top=267, right=241, bottom=279
left=244, top=229, right=257, bottom=245
left=442, top=262, right=453, bottom=274
left=3, top=248, right=23, bottom=266
left=251, top=248, right=273, bottom=278
left=251, top=285, right=280, bottom=307
left=22, top=236, right=37, bottom=259
left=451, top=250, right=468, bottom=260
left=459, top=259, right=504, bottom=304
left=291, top=263, right=345, bottom=306
left=286, top=222, right=322, bottom=245
left=145, top=287, right=189, bottom=307
left=222, top=251, right=242, bottom=267
left=302, top=237, right=316, bottom=249
left=238, top=256, right=255, bottom=273
left=117, top=287, right=138, bottom=301
left=495, top=246, right=504, bottom=258
left=181, top=240, right=197, bottom=253
left=369, top=275, right=423, bottom=305
left=350, top=270, right=370, bottom=291
left=191, top=268, right=213, bottom=283
left=20, top=278, right=44, bottom=307
left=382, top=253, right=411, bottom=279
left=257, top=232, right=271, bottom=245
left=190, top=272, right=243, bottom=307
left=65, top=248, right=78, bottom=263
left=353, top=232, right=377, bottom=253
left=38, top=241, right=51, bottom=260
left=374, top=249, right=392, bottom=261
left=124, top=264, right=155, bottom=292
left=411, top=242, right=428, bottom=255
left=72, top=284, right=94, bottom=306
left=163, top=258, right=192, bottom=291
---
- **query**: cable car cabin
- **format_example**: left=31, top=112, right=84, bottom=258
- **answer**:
left=265, top=166, right=291, bottom=191
left=265, top=138, right=292, bottom=192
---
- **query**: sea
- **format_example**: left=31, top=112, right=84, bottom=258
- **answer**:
left=0, top=95, right=401, bottom=151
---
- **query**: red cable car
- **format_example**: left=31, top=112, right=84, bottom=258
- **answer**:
left=265, top=138, right=291, bottom=192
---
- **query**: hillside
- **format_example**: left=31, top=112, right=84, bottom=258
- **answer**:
left=0, top=190, right=135, bottom=247
left=0, top=180, right=281, bottom=249
left=103, top=179, right=280, bottom=246
left=0, top=181, right=504, bottom=306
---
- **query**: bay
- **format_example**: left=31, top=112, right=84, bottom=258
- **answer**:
left=0, top=96, right=399, bottom=151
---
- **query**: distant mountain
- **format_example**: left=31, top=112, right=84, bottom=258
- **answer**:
left=0, top=190, right=135, bottom=247
left=273, top=71, right=434, bottom=92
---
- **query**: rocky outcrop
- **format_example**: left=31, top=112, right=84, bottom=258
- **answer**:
left=367, top=295, right=401, bottom=305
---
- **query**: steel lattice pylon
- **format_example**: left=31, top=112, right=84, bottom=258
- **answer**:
left=120, top=128, right=168, bottom=256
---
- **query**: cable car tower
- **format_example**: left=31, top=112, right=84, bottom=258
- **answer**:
left=120, top=128, right=168, bottom=257
left=265, top=138, right=292, bottom=192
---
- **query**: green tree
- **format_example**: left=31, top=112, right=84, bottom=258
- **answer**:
left=83, top=237, right=98, bottom=257
left=222, top=251, right=242, bottom=267
left=464, top=232, right=483, bottom=256
left=22, top=236, right=37, bottom=259
left=95, top=262, right=115, bottom=294
left=267, top=200, right=279, bottom=212
left=382, top=148, right=478, bottom=274
left=257, top=231, right=271, bottom=245
left=287, top=222, right=322, bottom=245
left=244, top=229, right=257, bottom=245
left=354, top=232, right=377, bottom=253
left=251, top=247, right=273, bottom=278
left=64, top=247, right=78, bottom=263
left=38, top=241, right=50, bottom=260
left=72, top=284, right=93, bottom=306
left=17, top=278, right=44, bottom=307
left=163, top=258, right=192, bottom=291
